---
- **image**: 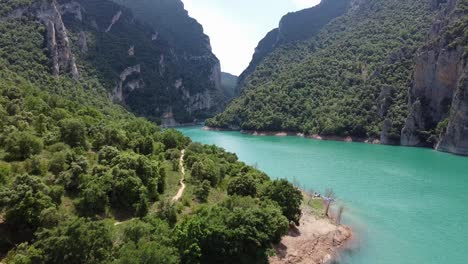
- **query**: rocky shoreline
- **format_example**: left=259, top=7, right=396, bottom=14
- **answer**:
left=202, top=126, right=380, bottom=144
left=269, top=205, right=353, bottom=264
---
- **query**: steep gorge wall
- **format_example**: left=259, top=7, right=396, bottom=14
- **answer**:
left=401, top=0, right=468, bottom=155
left=1, top=0, right=223, bottom=125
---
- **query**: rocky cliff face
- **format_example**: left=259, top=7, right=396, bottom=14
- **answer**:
left=110, top=0, right=224, bottom=125
left=236, top=0, right=351, bottom=93
left=221, top=72, right=238, bottom=101
left=1, top=0, right=223, bottom=125
left=2, top=0, right=80, bottom=79
left=401, top=0, right=468, bottom=155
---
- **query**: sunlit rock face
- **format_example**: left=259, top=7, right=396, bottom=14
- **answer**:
left=401, top=0, right=468, bottom=155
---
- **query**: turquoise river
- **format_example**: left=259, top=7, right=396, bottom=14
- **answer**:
left=178, top=126, right=468, bottom=264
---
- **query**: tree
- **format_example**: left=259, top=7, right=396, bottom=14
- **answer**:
left=324, top=188, right=336, bottom=218
left=227, top=175, right=257, bottom=197
left=97, top=146, right=120, bottom=166
left=261, top=179, right=303, bottom=225
left=116, top=219, right=179, bottom=264
left=93, top=126, right=129, bottom=150
left=4, top=131, right=43, bottom=161
left=76, top=179, right=110, bottom=216
left=161, top=129, right=188, bottom=150
left=111, top=168, right=149, bottom=216
left=0, top=174, right=56, bottom=229
left=194, top=180, right=211, bottom=202
left=116, top=240, right=179, bottom=264
left=175, top=196, right=289, bottom=264
left=134, top=136, right=154, bottom=155
left=59, top=118, right=87, bottom=148
left=112, top=153, right=161, bottom=200
left=191, top=159, right=220, bottom=186
left=22, top=218, right=113, bottom=264
left=48, top=150, right=70, bottom=176
left=57, top=155, right=89, bottom=192
left=157, top=200, right=177, bottom=227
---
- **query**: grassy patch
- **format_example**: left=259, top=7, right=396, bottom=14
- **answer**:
left=58, top=196, right=76, bottom=217
left=304, top=197, right=325, bottom=218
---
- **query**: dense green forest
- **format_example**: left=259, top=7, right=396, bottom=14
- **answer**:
left=236, top=0, right=351, bottom=92
left=0, top=1, right=304, bottom=263
left=207, top=0, right=436, bottom=140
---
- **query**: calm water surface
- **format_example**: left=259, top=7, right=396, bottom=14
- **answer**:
left=178, top=126, right=468, bottom=264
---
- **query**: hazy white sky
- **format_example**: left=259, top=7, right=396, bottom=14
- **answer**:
left=182, top=0, right=321, bottom=75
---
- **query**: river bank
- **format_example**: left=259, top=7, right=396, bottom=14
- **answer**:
left=270, top=204, right=353, bottom=264
left=202, top=126, right=379, bottom=144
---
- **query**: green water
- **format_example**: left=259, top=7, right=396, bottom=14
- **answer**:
left=178, top=126, right=468, bottom=264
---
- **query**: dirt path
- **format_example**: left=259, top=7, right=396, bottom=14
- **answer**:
left=114, top=218, right=136, bottom=226
left=172, top=149, right=186, bottom=202
left=269, top=206, right=352, bottom=264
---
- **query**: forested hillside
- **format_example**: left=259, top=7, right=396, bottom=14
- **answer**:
left=0, top=0, right=304, bottom=263
left=207, top=0, right=468, bottom=155
left=236, top=0, right=351, bottom=93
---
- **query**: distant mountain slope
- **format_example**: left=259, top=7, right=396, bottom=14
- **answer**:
left=208, top=0, right=468, bottom=155
left=236, top=0, right=352, bottom=93
left=221, top=72, right=238, bottom=101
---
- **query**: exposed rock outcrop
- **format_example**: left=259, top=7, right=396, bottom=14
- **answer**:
left=2, top=0, right=81, bottom=79
left=269, top=206, right=352, bottom=264
left=402, top=100, right=427, bottom=146
left=437, top=73, right=468, bottom=155
left=128, top=45, right=135, bottom=56
left=105, top=10, right=122, bottom=33
left=36, top=0, right=79, bottom=79
left=77, top=31, right=88, bottom=53
left=401, top=0, right=467, bottom=154
left=111, top=65, right=143, bottom=102
left=161, top=108, right=180, bottom=127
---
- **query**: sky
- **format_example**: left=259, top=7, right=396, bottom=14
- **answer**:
left=182, top=0, right=321, bottom=75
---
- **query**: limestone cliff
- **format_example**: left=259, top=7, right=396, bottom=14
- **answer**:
left=1, top=0, right=223, bottom=125
left=110, top=0, right=224, bottom=124
left=401, top=0, right=468, bottom=155
left=2, top=0, right=80, bottom=79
